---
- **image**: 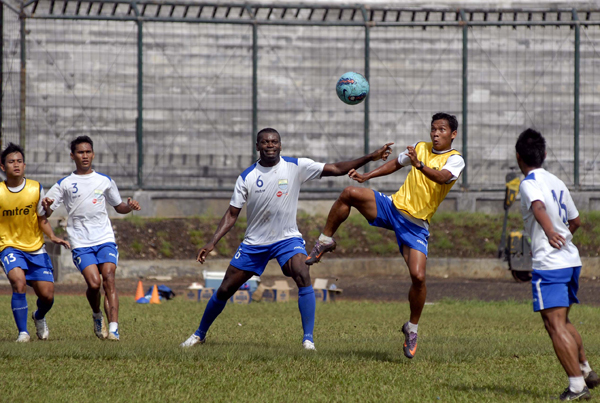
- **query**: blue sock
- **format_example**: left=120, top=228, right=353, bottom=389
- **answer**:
left=11, top=293, right=28, bottom=333
left=194, top=293, right=227, bottom=340
left=35, top=298, right=54, bottom=320
left=298, top=286, right=315, bottom=343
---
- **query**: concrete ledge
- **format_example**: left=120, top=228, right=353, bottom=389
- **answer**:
left=51, top=256, right=600, bottom=283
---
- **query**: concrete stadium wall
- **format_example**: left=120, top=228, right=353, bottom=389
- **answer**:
left=3, top=1, right=600, bottom=193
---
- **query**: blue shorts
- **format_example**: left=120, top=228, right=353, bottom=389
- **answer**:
left=230, top=237, right=307, bottom=276
left=72, top=242, right=119, bottom=272
left=532, top=267, right=581, bottom=312
left=0, top=247, right=54, bottom=284
left=369, top=190, right=430, bottom=256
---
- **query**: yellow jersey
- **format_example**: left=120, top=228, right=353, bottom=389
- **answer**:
left=0, top=179, right=44, bottom=252
left=392, top=142, right=461, bottom=222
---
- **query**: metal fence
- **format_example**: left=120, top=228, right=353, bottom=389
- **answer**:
left=2, top=2, right=600, bottom=192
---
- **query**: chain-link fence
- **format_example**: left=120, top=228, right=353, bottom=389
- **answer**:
left=2, top=2, right=600, bottom=192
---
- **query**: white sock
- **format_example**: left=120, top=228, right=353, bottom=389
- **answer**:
left=109, top=322, right=118, bottom=333
left=319, top=233, right=334, bottom=243
left=407, top=322, right=418, bottom=333
left=92, top=311, right=103, bottom=320
left=569, top=376, right=586, bottom=393
left=581, top=361, right=592, bottom=377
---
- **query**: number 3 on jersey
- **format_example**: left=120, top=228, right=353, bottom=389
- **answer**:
left=551, top=190, right=568, bottom=225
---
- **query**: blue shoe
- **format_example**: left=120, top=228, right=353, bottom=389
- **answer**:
left=93, top=314, right=108, bottom=340
left=108, top=329, right=120, bottom=341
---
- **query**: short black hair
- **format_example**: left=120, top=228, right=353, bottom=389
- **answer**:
left=1, top=143, right=25, bottom=166
left=431, top=112, right=458, bottom=133
left=516, top=128, right=546, bottom=167
left=256, top=128, right=281, bottom=144
left=70, top=135, right=94, bottom=153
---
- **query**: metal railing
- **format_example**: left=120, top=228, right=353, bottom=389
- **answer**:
left=2, top=1, right=600, bottom=192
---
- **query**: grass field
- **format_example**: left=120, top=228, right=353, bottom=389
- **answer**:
left=1, top=296, right=599, bottom=402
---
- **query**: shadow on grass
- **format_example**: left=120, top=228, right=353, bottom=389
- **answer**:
left=447, top=383, right=549, bottom=399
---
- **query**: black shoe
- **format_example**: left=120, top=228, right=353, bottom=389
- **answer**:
left=585, top=371, right=599, bottom=389
left=559, top=386, right=591, bottom=401
left=305, top=238, right=336, bottom=265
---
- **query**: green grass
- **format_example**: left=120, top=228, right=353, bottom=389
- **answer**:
left=1, top=297, right=599, bottom=402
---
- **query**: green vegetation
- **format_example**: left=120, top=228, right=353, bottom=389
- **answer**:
left=107, top=212, right=600, bottom=260
left=1, top=296, right=599, bottom=401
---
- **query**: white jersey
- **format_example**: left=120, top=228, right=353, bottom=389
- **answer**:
left=46, top=171, right=123, bottom=249
left=231, top=157, right=325, bottom=246
left=519, top=168, right=581, bottom=271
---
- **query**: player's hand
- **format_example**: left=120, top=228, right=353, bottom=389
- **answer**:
left=371, top=143, right=394, bottom=161
left=406, top=146, right=420, bottom=167
left=42, top=197, right=54, bottom=213
left=127, top=197, right=141, bottom=211
left=546, top=231, right=566, bottom=249
left=197, top=243, right=215, bottom=264
left=51, top=236, right=70, bottom=249
left=348, top=169, right=367, bottom=183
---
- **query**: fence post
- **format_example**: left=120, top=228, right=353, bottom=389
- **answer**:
left=19, top=8, right=26, bottom=150
left=361, top=6, right=370, bottom=172
left=0, top=4, right=3, bottom=147
left=572, top=9, right=580, bottom=187
left=460, top=10, right=468, bottom=188
left=252, top=22, right=258, bottom=161
left=136, top=19, right=143, bottom=188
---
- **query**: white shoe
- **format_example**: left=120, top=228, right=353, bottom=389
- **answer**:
left=16, top=332, right=31, bottom=343
left=93, top=314, right=108, bottom=340
left=180, top=334, right=205, bottom=348
left=302, top=340, right=316, bottom=350
left=107, top=329, right=120, bottom=341
left=32, top=312, right=49, bottom=340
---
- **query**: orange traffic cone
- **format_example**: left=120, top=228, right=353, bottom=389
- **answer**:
left=135, top=280, right=144, bottom=301
left=149, top=284, right=161, bottom=304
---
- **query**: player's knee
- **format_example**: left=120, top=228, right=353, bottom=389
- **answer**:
left=292, top=268, right=311, bottom=288
left=87, top=278, right=101, bottom=291
left=215, top=287, right=234, bottom=301
left=340, top=186, right=359, bottom=202
left=410, top=271, right=426, bottom=286
left=11, top=281, right=26, bottom=294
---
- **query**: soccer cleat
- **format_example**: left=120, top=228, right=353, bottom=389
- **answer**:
left=107, top=329, right=120, bottom=341
left=559, top=386, right=591, bottom=401
left=16, top=332, right=31, bottom=343
left=305, top=238, right=336, bottom=265
left=180, top=334, right=205, bottom=348
left=302, top=340, right=316, bottom=351
left=402, top=322, right=418, bottom=359
left=93, top=314, right=108, bottom=340
left=32, top=311, right=49, bottom=340
left=585, top=371, right=599, bottom=389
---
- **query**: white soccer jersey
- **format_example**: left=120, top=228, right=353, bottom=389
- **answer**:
left=519, top=168, right=581, bottom=271
left=45, top=171, right=123, bottom=249
left=230, top=156, right=325, bottom=246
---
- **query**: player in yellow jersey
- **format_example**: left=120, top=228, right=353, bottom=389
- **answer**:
left=0, top=143, right=70, bottom=342
left=306, top=113, right=465, bottom=359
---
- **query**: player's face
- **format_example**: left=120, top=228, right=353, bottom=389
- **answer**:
left=430, top=119, right=457, bottom=151
left=256, top=132, right=281, bottom=165
left=71, top=142, right=95, bottom=170
left=0, top=152, right=26, bottom=179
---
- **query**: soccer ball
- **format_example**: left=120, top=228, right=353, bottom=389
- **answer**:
left=336, top=72, right=369, bottom=105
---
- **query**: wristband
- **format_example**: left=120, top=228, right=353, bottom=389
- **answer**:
left=416, top=161, right=424, bottom=170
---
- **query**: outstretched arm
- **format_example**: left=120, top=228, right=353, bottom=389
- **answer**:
left=321, top=143, right=393, bottom=177
left=114, top=198, right=141, bottom=214
left=37, top=215, right=70, bottom=249
left=197, top=205, right=242, bottom=263
left=531, top=200, right=566, bottom=249
left=348, top=158, right=403, bottom=183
